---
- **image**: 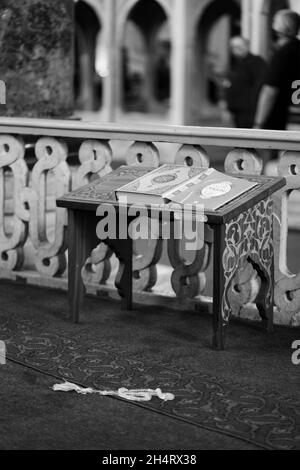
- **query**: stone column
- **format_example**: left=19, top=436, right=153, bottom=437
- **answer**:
left=250, top=0, right=269, bottom=59
left=241, top=0, right=252, bottom=40
left=0, top=0, right=74, bottom=118
left=171, top=0, right=188, bottom=124
left=103, top=0, right=117, bottom=122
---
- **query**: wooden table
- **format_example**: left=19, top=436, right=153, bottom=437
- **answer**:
left=57, top=168, right=285, bottom=350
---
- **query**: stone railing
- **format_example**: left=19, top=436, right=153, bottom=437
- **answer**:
left=0, top=117, right=300, bottom=326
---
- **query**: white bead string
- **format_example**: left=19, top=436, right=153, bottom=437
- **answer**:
left=52, top=381, right=175, bottom=402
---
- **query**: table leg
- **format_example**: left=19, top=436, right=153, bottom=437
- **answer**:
left=212, top=224, right=229, bottom=350
left=103, top=237, right=133, bottom=310
left=68, top=210, right=98, bottom=323
left=216, top=198, right=274, bottom=346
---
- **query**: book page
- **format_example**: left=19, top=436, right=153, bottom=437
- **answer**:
left=168, top=171, right=258, bottom=210
left=117, top=164, right=206, bottom=196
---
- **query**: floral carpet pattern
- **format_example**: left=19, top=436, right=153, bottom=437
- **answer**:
left=0, top=309, right=299, bottom=451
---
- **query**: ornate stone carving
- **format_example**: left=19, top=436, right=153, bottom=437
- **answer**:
left=81, top=242, right=112, bottom=286
left=125, top=142, right=160, bottom=167
left=0, top=135, right=28, bottom=270
left=167, top=226, right=212, bottom=299
left=169, top=146, right=211, bottom=298
left=23, top=137, right=70, bottom=276
left=0, top=123, right=298, bottom=327
left=175, top=144, right=209, bottom=168
left=132, top=217, right=163, bottom=291
left=73, top=139, right=113, bottom=286
left=73, top=140, right=112, bottom=189
left=225, top=148, right=263, bottom=175
left=124, top=142, right=161, bottom=290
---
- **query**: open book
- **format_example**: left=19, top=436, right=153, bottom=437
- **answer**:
left=115, top=164, right=258, bottom=210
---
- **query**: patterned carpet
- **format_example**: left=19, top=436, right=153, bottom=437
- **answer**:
left=0, top=281, right=299, bottom=450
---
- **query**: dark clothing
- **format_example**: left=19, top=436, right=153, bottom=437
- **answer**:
left=226, top=54, right=266, bottom=128
left=233, top=111, right=254, bottom=128
left=263, top=38, right=300, bottom=130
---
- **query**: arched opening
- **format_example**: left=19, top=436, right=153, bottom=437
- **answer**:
left=74, top=0, right=102, bottom=111
left=195, top=0, right=241, bottom=120
left=121, top=0, right=171, bottom=115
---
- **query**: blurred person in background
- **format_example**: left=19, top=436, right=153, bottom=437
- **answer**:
left=253, top=9, right=300, bottom=131
left=223, top=37, right=266, bottom=128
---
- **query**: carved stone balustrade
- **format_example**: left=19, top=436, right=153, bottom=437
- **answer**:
left=0, top=117, right=300, bottom=326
